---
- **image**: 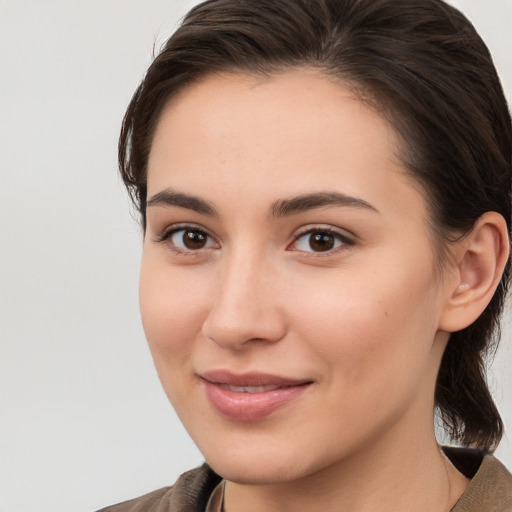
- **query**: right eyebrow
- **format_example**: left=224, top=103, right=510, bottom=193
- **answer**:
left=146, top=188, right=218, bottom=216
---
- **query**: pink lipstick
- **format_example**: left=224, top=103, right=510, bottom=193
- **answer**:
left=200, top=370, right=312, bottom=421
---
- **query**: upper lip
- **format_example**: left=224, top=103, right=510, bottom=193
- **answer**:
left=200, top=370, right=312, bottom=387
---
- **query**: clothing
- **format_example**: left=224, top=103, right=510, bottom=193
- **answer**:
left=205, top=480, right=225, bottom=512
left=445, top=447, right=512, bottom=511
left=97, top=448, right=512, bottom=512
left=97, top=464, right=221, bottom=512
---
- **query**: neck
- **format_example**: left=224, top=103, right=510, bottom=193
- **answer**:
left=224, top=432, right=469, bottom=512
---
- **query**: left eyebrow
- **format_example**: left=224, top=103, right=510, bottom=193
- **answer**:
left=270, top=192, right=378, bottom=217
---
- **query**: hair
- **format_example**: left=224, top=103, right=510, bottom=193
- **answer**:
left=119, top=0, right=512, bottom=451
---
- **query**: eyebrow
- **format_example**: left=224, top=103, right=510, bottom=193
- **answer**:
left=146, top=188, right=378, bottom=217
left=147, top=188, right=218, bottom=216
left=270, top=192, right=378, bottom=217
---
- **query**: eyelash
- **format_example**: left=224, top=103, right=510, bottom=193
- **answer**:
left=154, top=224, right=354, bottom=256
left=154, top=224, right=218, bottom=256
left=289, top=227, right=355, bottom=256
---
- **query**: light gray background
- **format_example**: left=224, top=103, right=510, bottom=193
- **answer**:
left=0, top=1, right=510, bottom=511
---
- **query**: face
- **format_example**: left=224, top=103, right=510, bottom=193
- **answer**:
left=140, top=70, right=455, bottom=485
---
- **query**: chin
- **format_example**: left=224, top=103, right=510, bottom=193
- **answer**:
left=208, top=458, right=304, bottom=485
left=200, top=437, right=334, bottom=486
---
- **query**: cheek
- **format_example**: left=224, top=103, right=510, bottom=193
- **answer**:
left=139, top=258, right=209, bottom=363
left=288, top=266, right=440, bottom=391
left=289, top=283, right=439, bottom=441
left=138, top=260, right=215, bottom=418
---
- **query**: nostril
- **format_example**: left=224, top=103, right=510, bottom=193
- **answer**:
left=202, top=311, right=286, bottom=350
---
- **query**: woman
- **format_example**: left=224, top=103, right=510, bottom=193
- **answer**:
left=99, top=0, right=512, bottom=510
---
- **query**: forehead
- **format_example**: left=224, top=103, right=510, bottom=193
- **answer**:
left=147, top=69, right=425, bottom=221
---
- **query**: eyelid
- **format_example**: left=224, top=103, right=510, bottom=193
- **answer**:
left=152, top=222, right=354, bottom=255
left=153, top=222, right=210, bottom=242
left=153, top=223, right=220, bottom=252
left=288, top=225, right=355, bottom=254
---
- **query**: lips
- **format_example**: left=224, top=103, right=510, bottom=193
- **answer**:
left=218, top=383, right=282, bottom=393
left=200, top=370, right=313, bottom=421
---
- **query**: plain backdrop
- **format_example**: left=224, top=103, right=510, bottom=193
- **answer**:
left=0, top=1, right=511, bottom=511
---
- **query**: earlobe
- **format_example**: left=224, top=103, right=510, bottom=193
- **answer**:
left=439, top=212, right=510, bottom=333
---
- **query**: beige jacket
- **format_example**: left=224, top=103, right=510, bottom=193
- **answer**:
left=97, top=448, right=512, bottom=511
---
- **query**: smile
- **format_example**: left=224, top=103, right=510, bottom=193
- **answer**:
left=218, top=384, right=283, bottom=393
left=200, top=371, right=313, bottom=422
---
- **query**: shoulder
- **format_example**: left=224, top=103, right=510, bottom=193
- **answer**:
left=446, top=447, right=512, bottom=512
left=96, top=486, right=173, bottom=512
left=96, top=463, right=222, bottom=512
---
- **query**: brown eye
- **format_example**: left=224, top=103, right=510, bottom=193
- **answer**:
left=309, top=232, right=336, bottom=252
left=183, top=230, right=207, bottom=249
left=291, top=229, right=351, bottom=253
left=169, top=228, right=217, bottom=251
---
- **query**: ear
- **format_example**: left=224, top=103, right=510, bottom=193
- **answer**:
left=439, top=212, right=510, bottom=333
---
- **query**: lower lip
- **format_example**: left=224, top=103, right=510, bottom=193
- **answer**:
left=202, top=380, right=311, bottom=422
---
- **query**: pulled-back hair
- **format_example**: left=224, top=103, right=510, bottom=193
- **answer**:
left=119, top=0, right=512, bottom=451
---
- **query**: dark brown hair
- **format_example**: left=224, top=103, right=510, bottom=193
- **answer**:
left=119, top=0, right=512, bottom=451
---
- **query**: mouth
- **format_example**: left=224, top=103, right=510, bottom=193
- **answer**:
left=217, top=383, right=284, bottom=393
left=199, top=370, right=313, bottom=421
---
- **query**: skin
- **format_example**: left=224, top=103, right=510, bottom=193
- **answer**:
left=140, top=70, right=474, bottom=511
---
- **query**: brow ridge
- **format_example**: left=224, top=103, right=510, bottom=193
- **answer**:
left=147, top=188, right=217, bottom=216
left=270, top=192, right=378, bottom=217
left=146, top=189, right=377, bottom=218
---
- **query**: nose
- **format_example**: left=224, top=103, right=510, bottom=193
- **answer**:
left=201, top=253, right=287, bottom=350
